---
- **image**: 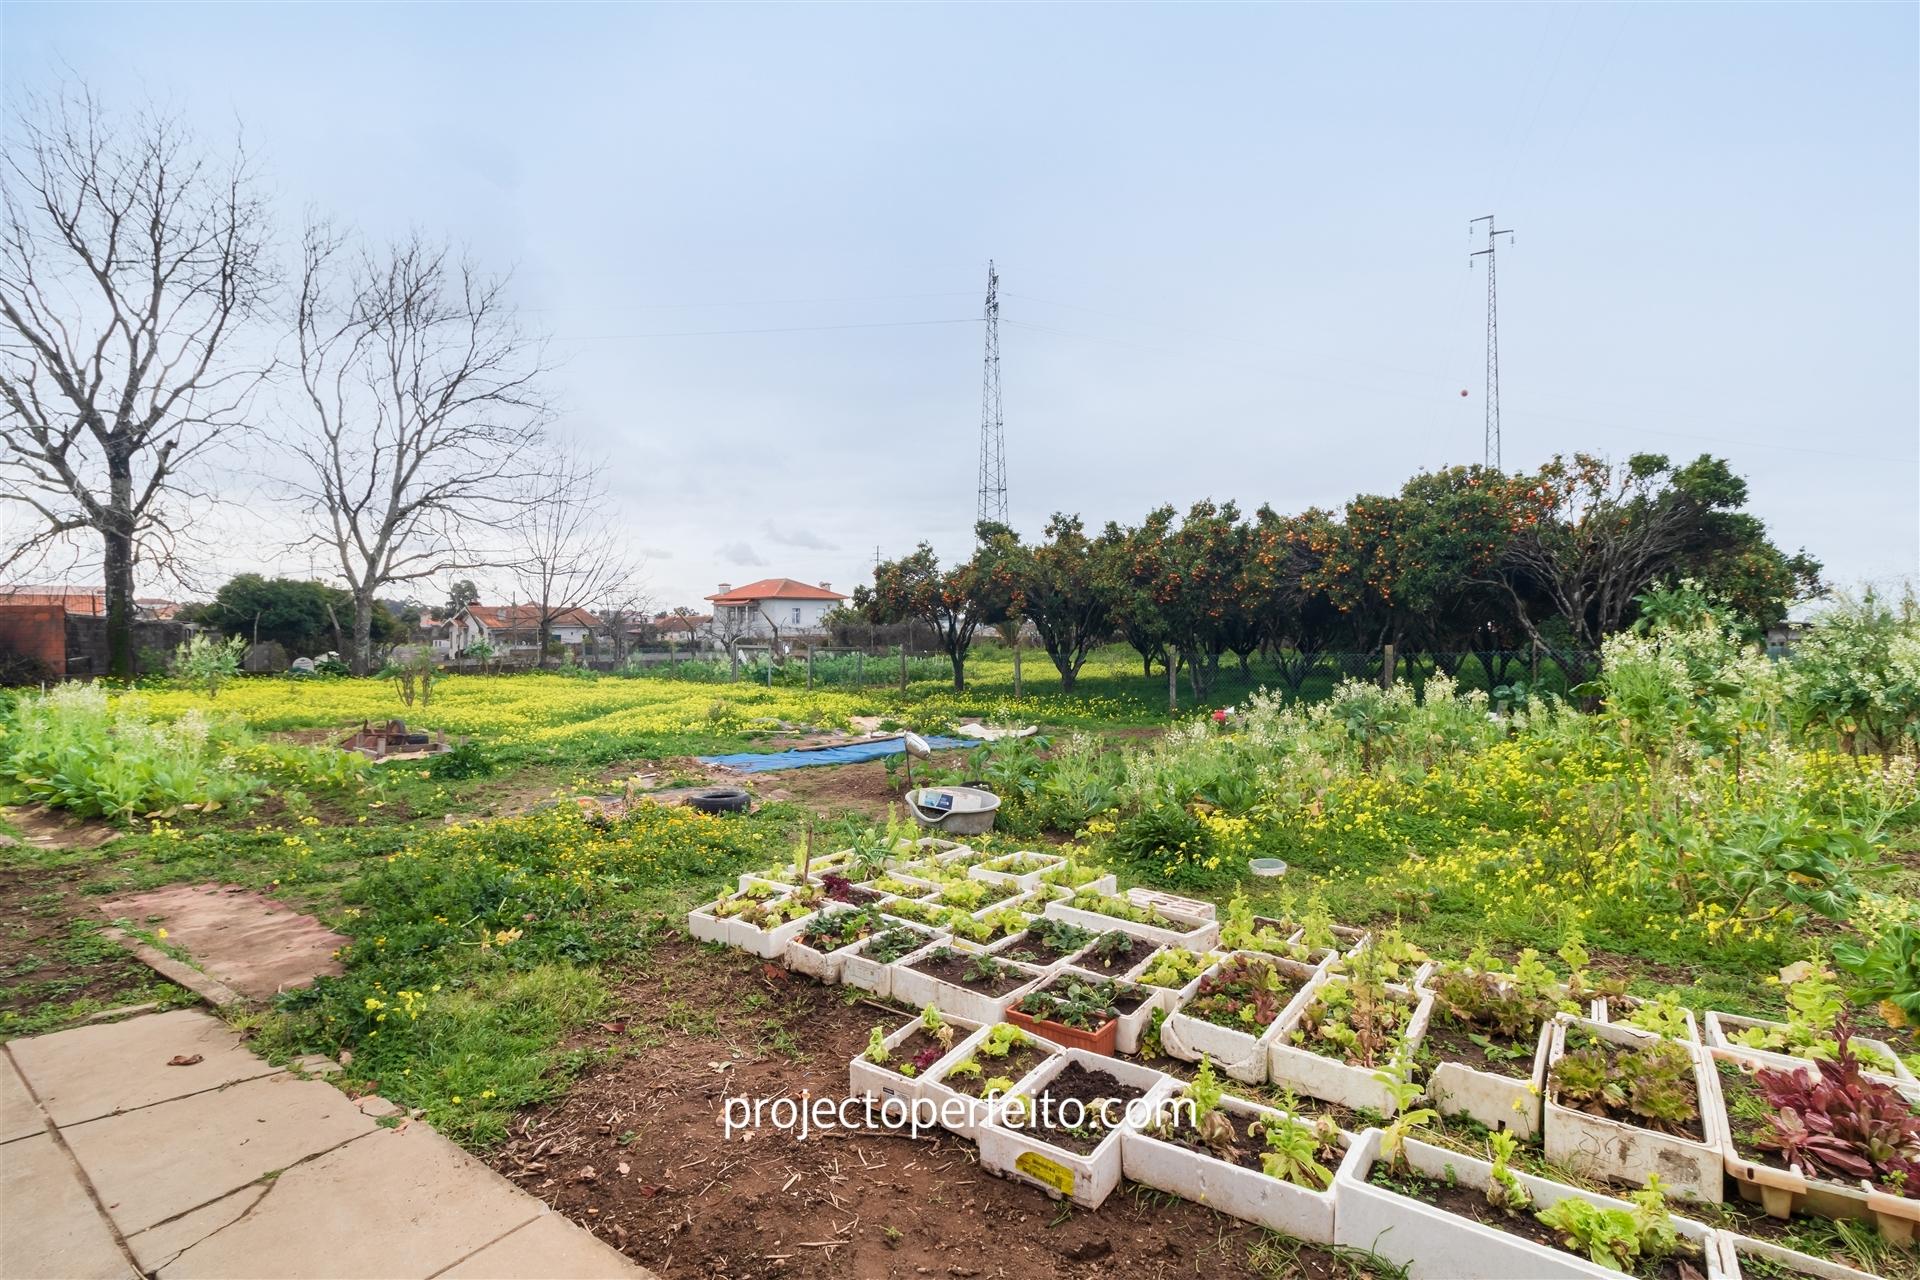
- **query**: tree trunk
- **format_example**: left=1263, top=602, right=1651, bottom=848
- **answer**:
left=102, top=453, right=137, bottom=678
left=351, top=592, right=375, bottom=676
left=950, top=650, right=965, bottom=691
left=537, top=621, right=551, bottom=669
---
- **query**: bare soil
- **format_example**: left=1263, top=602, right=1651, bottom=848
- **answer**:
left=1015, top=1062, right=1148, bottom=1156
left=907, top=949, right=1031, bottom=997
left=491, top=937, right=1381, bottom=1279
left=758, top=752, right=971, bottom=821
left=1074, top=935, right=1151, bottom=977
left=0, top=863, right=186, bottom=1035
left=1421, top=1018, right=1534, bottom=1079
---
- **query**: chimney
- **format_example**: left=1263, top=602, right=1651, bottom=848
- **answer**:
left=819, top=582, right=831, bottom=592
left=717, top=583, right=732, bottom=594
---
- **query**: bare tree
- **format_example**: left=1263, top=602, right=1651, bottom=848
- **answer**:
left=290, top=223, right=547, bottom=673
left=0, top=89, right=272, bottom=675
left=508, top=451, right=635, bottom=668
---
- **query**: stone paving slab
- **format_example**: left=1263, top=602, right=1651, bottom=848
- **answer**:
left=2, top=1010, right=654, bottom=1280
left=0, top=1134, right=137, bottom=1279
left=64, top=1073, right=377, bottom=1234
left=436, top=1210, right=643, bottom=1279
left=97, top=884, right=346, bottom=1001
left=154, top=1126, right=552, bottom=1279
left=0, top=1052, right=43, bottom=1144
left=7, top=1009, right=281, bottom=1127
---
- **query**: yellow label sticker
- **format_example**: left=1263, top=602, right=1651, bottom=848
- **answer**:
left=1015, top=1151, right=1076, bottom=1198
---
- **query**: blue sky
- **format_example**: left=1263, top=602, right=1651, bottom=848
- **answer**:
left=6, top=2, right=1915, bottom=609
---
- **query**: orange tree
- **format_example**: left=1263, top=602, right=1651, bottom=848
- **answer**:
left=1005, top=514, right=1117, bottom=694
left=857, top=524, right=1015, bottom=691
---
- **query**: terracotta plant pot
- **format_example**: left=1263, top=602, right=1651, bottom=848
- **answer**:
left=1006, top=1005, right=1119, bottom=1057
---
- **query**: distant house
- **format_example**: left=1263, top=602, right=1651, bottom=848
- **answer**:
left=448, top=604, right=602, bottom=655
left=704, top=579, right=846, bottom=642
left=650, top=612, right=713, bottom=646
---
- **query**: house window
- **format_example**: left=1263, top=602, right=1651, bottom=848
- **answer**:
left=791, top=607, right=802, bottom=625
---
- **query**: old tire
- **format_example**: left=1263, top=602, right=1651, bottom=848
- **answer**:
left=689, top=788, right=751, bottom=815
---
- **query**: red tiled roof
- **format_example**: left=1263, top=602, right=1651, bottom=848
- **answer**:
left=705, top=578, right=846, bottom=604
left=464, top=605, right=602, bottom=630
left=654, top=614, right=711, bottom=632
left=0, top=587, right=107, bottom=616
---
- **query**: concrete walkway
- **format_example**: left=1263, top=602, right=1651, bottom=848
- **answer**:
left=0, top=1009, right=651, bottom=1280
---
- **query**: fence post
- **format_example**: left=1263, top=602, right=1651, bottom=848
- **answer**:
left=857, top=650, right=864, bottom=686
left=806, top=643, right=814, bottom=691
left=1013, top=627, right=1023, bottom=700
left=669, top=636, right=677, bottom=672
left=1167, top=649, right=1177, bottom=716
left=1381, top=642, right=1396, bottom=689
left=899, top=646, right=908, bottom=692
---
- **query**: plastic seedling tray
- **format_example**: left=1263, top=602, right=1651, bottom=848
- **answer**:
left=1710, top=1043, right=1920, bottom=1245
left=1162, top=952, right=1323, bottom=1085
left=976, top=1049, right=1173, bottom=1209
left=1267, top=979, right=1434, bottom=1112
left=1333, top=1131, right=1728, bottom=1279
left=1120, top=1095, right=1351, bottom=1242
left=1544, top=1015, right=1725, bottom=1203
left=1703, top=1009, right=1917, bottom=1093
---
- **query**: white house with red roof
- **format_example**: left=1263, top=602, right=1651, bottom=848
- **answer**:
left=448, top=603, right=602, bottom=654
left=703, top=579, right=846, bottom=641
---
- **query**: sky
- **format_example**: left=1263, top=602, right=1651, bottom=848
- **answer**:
left=3, top=2, right=1916, bottom=613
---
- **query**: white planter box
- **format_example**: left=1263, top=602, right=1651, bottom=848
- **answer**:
left=917, top=1022, right=1065, bottom=1140
left=1124, top=947, right=1229, bottom=1014
left=972, top=852, right=1066, bottom=893
left=1544, top=1016, right=1725, bottom=1203
left=847, top=1017, right=936, bottom=1116
left=1023, top=966, right=1160, bottom=1055
left=976, top=1050, right=1173, bottom=1209
left=1040, top=871, right=1118, bottom=898
left=1711, top=1044, right=1920, bottom=1246
left=1703, top=1010, right=1917, bottom=1092
left=785, top=911, right=919, bottom=984
left=840, top=925, right=942, bottom=999
left=1162, top=953, right=1323, bottom=1085
left=1119, top=1096, right=1350, bottom=1242
left=731, top=905, right=823, bottom=961
left=1716, top=1232, right=1881, bottom=1280
left=864, top=873, right=941, bottom=902
left=1126, top=887, right=1217, bottom=921
left=1334, top=1130, right=1728, bottom=1279
left=1593, top=996, right=1702, bottom=1047
left=890, top=942, right=1046, bottom=1026
left=1042, top=898, right=1220, bottom=951
left=686, top=901, right=732, bottom=946
left=1268, top=980, right=1434, bottom=1113
left=1428, top=1020, right=1552, bottom=1141
left=735, top=869, right=811, bottom=894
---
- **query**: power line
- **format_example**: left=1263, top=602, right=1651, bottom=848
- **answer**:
left=1470, top=214, right=1515, bottom=469
left=556, top=317, right=980, bottom=340
left=977, top=261, right=1007, bottom=529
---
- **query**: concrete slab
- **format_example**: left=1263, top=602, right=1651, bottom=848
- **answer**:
left=154, top=1127, right=546, bottom=1279
left=122, top=1183, right=268, bottom=1274
left=96, top=884, right=347, bottom=1001
left=64, top=1073, right=377, bottom=1234
left=437, top=1211, right=646, bottom=1279
left=8, top=1009, right=281, bottom=1126
left=0, top=1133, right=138, bottom=1279
left=0, top=1050, right=45, bottom=1144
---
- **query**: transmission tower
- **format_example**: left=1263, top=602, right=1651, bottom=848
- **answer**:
left=976, top=260, right=1007, bottom=529
left=1469, top=215, right=1514, bottom=470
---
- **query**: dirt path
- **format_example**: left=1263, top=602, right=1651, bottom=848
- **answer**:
left=490, top=939, right=1380, bottom=1280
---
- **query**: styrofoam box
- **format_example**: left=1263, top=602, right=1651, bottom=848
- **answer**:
left=1267, top=978, right=1435, bottom=1113
left=1163, top=952, right=1324, bottom=1085
left=976, top=1049, right=1174, bottom=1209
left=1120, top=1095, right=1350, bottom=1242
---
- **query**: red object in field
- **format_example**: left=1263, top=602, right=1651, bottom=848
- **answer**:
left=1212, top=709, right=1229, bottom=723
left=1006, top=1006, right=1119, bottom=1056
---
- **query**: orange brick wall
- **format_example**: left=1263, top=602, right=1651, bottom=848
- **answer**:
left=0, top=604, right=66, bottom=679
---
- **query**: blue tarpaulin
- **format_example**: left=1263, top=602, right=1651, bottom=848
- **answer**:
left=699, top=736, right=973, bottom=774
